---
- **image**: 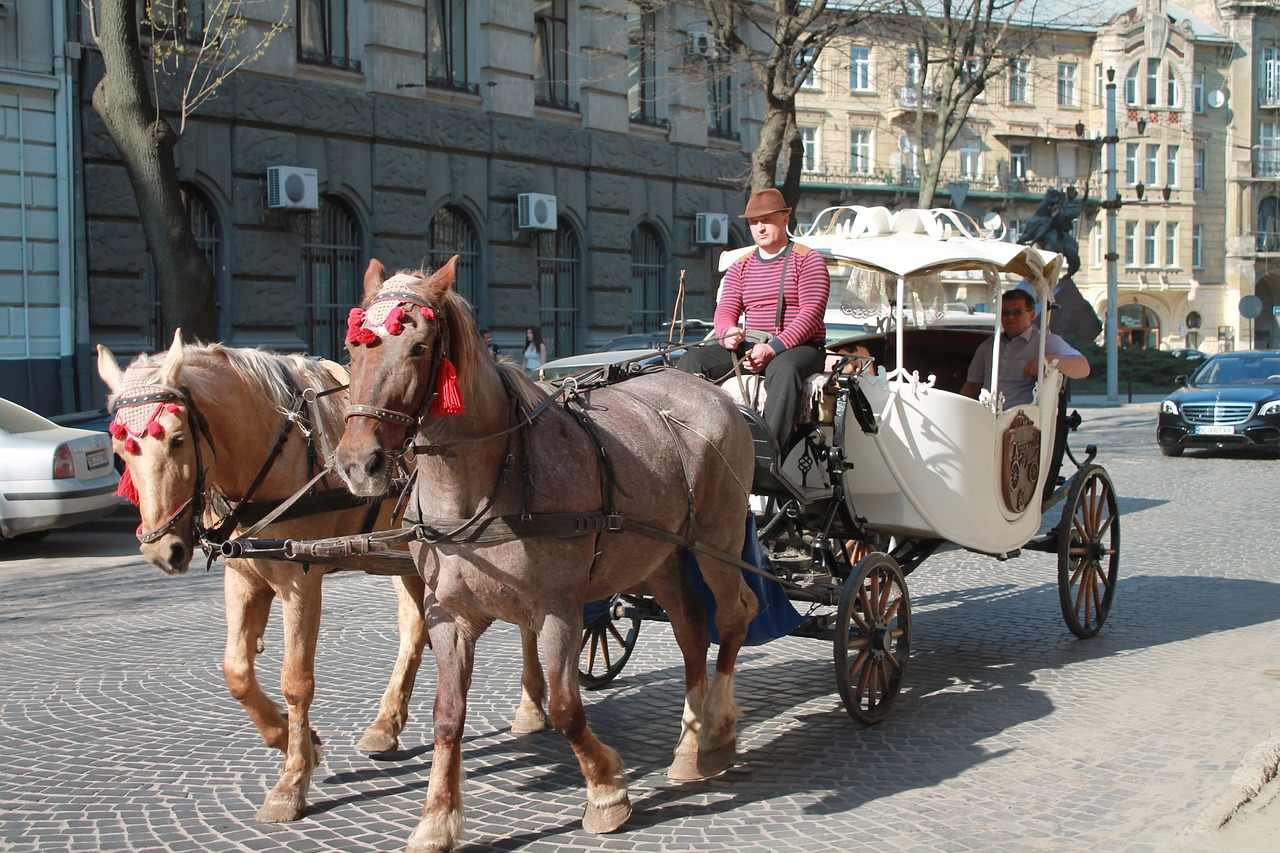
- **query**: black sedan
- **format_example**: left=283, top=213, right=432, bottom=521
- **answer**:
left=1157, top=351, right=1280, bottom=457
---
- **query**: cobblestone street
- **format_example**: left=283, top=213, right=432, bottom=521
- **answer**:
left=2, top=402, right=1278, bottom=852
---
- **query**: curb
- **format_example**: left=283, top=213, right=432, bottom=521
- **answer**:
left=1179, top=735, right=1280, bottom=837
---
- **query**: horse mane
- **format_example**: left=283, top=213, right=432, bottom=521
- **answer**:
left=392, top=266, right=548, bottom=413
left=114, top=343, right=350, bottom=462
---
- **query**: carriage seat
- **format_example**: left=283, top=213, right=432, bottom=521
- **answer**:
left=715, top=371, right=831, bottom=425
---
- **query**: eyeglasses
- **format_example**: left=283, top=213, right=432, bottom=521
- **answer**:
left=1001, top=309, right=1030, bottom=317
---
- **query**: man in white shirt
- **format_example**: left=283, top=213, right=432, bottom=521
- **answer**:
left=960, top=289, right=1090, bottom=406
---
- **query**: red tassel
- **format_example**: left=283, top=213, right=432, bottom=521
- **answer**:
left=123, top=437, right=140, bottom=455
left=146, top=420, right=165, bottom=438
left=116, top=466, right=139, bottom=505
left=109, top=421, right=127, bottom=440
left=430, top=357, right=465, bottom=415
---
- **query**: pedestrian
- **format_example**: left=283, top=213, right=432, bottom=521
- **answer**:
left=677, top=187, right=830, bottom=450
left=480, top=328, right=500, bottom=359
left=523, top=327, right=547, bottom=371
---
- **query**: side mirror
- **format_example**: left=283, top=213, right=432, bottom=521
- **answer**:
left=1175, top=374, right=1188, bottom=386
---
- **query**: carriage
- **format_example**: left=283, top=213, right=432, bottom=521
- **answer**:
left=573, top=205, right=1119, bottom=724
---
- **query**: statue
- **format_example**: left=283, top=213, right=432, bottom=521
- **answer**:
left=1018, top=188, right=1101, bottom=345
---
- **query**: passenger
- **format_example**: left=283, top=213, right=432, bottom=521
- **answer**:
left=677, top=187, right=830, bottom=449
left=960, top=288, right=1091, bottom=406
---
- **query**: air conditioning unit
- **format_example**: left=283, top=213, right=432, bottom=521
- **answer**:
left=266, top=166, right=318, bottom=211
left=695, top=212, right=729, bottom=245
left=517, top=193, right=557, bottom=230
left=686, top=30, right=716, bottom=57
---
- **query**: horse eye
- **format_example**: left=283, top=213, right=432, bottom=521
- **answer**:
left=168, top=434, right=185, bottom=450
left=409, top=342, right=428, bottom=358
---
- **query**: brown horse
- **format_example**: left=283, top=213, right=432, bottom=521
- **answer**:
left=96, top=334, right=551, bottom=824
left=333, top=258, right=759, bottom=852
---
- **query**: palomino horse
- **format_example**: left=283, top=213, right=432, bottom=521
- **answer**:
left=97, top=333, right=551, bottom=823
left=334, top=258, right=759, bottom=852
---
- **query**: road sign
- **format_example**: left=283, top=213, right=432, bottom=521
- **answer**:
left=1239, top=294, right=1263, bottom=319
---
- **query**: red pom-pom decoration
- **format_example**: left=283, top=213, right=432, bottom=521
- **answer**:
left=165, top=403, right=180, bottom=414
left=123, top=437, right=140, bottom=455
left=109, top=421, right=127, bottom=440
left=145, top=420, right=165, bottom=438
left=384, top=306, right=405, bottom=336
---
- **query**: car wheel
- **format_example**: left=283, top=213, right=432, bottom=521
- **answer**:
left=1159, top=444, right=1184, bottom=458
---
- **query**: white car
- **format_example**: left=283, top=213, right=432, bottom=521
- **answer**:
left=0, top=397, right=121, bottom=540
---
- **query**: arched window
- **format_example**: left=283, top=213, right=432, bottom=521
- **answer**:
left=1123, top=63, right=1139, bottom=106
left=1118, top=302, right=1160, bottom=349
left=1259, top=197, right=1280, bottom=252
left=299, top=196, right=363, bottom=360
left=536, top=220, right=581, bottom=359
left=427, top=206, right=481, bottom=310
left=630, top=224, right=668, bottom=332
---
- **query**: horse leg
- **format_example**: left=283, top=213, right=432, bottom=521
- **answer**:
left=511, top=626, right=549, bottom=734
left=541, top=614, right=631, bottom=835
left=407, top=611, right=478, bottom=853
left=689, top=558, right=757, bottom=779
left=221, top=563, right=287, bottom=751
left=255, top=571, right=324, bottom=823
left=357, top=574, right=429, bottom=753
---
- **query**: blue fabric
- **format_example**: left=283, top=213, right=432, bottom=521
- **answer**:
left=682, top=515, right=806, bottom=646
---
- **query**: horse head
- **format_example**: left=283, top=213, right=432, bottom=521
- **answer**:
left=335, top=256, right=491, bottom=497
left=98, top=329, right=205, bottom=575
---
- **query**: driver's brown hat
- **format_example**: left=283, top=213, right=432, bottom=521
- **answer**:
left=739, top=188, right=791, bottom=219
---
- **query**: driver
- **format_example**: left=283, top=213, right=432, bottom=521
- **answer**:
left=677, top=188, right=830, bottom=450
left=960, top=288, right=1090, bottom=406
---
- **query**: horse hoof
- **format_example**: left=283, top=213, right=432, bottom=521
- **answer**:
left=255, top=794, right=305, bottom=823
left=667, top=742, right=735, bottom=781
left=356, top=726, right=399, bottom=754
left=582, top=795, right=631, bottom=834
left=511, top=706, right=549, bottom=735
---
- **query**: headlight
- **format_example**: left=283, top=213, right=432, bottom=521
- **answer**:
left=1160, top=399, right=1178, bottom=414
left=1260, top=400, right=1280, bottom=416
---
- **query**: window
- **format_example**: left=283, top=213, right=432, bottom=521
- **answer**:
left=851, top=129, right=872, bottom=174
left=143, top=0, right=209, bottom=42
left=1093, top=221, right=1103, bottom=266
left=1166, top=66, right=1180, bottom=108
left=906, top=50, right=922, bottom=87
left=1263, top=48, right=1280, bottom=106
left=1146, top=58, right=1160, bottom=106
left=1006, top=219, right=1026, bottom=243
left=1125, top=144, right=1138, bottom=185
left=1144, top=222, right=1158, bottom=266
left=534, top=0, right=572, bottom=109
left=1095, top=63, right=1103, bottom=105
left=1009, top=59, right=1029, bottom=103
left=708, top=70, right=735, bottom=139
left=1193, top=224, right=1203, bottom=268
left=1057, top=62, right=1077, bottom=106
left=298, top=0, right=358, bottom=71
left=1260, top=197, right=1280, bottom=252
left=1193, top=72, right=1205, bottom=114
left=537, top=220, right=581, bottom=359
left=899, top=135, right=919, bottom=181
left=959, top=147, right=980, bottom=180
left=1118, top=303, right=1160, bottom=349
left=797, top=47, right=818, bottom=89
left=961, top=58, right=980, bottom=86
left=850, top=47, right=872, bottom=92
left=1145, top=144, right=1158, bottom=186
left=799, top=126, right=817, bottom=172
left=1125, top=221, right=1137, bottom=265
left=1167, top=145, right=1179, bottom=187
left=1010, top=144, right=1029, bottom=181
left=627, top=5, right=657, bottom=124
left=1194, top=148, right=1206, bottom=190
left=147, top=184, right=224, bottom=346
left=1124, top=64, right=1139, bottom=105
left=427, top=206, right=481, bottom=308
left=1165, top=222, right=1177, bottom=267
left=630, top=225, right=668, bottom=333
left=1261, top=123, right=1280, bottom=178
left=299, top=196, right=363, bottom=360
left=426, top=0, right=471, bottom=91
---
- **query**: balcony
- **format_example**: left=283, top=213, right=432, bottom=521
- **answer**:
left=796, top=164, right=1093, bottom=202
left=1260, top=88, right=1280, bottom=109
left=1248, top=231, right=1280, bottom=254
left=1252, top=152, right=1280, bottom=179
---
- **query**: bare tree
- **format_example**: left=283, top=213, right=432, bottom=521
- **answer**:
left=701, top=0, right=876, bottom=204
left=86, top=1, right=286, bottom=343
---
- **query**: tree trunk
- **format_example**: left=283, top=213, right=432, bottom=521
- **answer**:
left=91, top=0, right=219, bottom=344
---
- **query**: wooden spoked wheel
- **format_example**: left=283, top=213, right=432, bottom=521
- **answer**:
left=1057, top=465, right=1120, bottom=639
left=578, top=594, right=641, bottom=690
left=834, top=553, right=911, bottom=724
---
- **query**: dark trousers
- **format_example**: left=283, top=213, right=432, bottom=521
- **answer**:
left=678, top=341, right=824, bottom=449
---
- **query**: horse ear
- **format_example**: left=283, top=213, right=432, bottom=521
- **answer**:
left=431, top=255, right=460, bottom=292
left=96, top=344, right=123, bottom=393
left=363, top=259, right=387, bottom=303
left=158, top=328, right=186, bottom=385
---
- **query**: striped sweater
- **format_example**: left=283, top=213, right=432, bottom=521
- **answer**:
left=715, top=244, right=830, bottom=352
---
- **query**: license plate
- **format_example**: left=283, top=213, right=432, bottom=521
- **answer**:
left=1195, top=425, right=1235, bottom=436
left=86, top=449, right=110, bottom=470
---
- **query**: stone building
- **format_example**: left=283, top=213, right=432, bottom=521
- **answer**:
left=57, top=0, right=764, bottom=414
left=792, top=0, right=1280, bottom=355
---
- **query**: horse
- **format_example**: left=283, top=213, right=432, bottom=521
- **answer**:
left=96, top=333, right=552, bottom=824
left=333, top=257, right=760, bottom=852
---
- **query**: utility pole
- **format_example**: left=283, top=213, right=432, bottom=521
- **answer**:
left=1102, top=69, right=1121, bottom=403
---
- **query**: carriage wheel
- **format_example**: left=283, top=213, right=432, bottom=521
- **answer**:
left=1057, top=465, right=1120, bottom=639
left=578, top=594, right=641, bottom=690
left=834, top=553, right=911, bottom=725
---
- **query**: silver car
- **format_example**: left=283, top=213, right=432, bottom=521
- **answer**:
left=0, top=397, right=121, bottom=540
